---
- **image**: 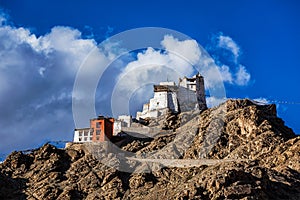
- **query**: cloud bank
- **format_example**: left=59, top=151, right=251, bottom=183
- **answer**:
left=207, top=33, right=251, bottom=86
left=113, top=34, right=252, bottom=116
left=0, top=14, right=118, bottom=153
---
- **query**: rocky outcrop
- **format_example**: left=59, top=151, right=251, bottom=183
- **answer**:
left=0, top=99, right=299, bottom=199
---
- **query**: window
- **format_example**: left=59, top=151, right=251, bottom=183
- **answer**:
left=84, top=137, right=87, bottom=141
left=90, top=137, right=93, bottom=141
left=96, top=122, right=101, bottom=128
left=84, top=131, right=88, bottom=136
left=78, top=138, right=82, bottom=141
left=79, top=132, right=82, bottom=137
left=96, top=136, right=100, bottom=141
left=96, top=130, right=101, bottom=135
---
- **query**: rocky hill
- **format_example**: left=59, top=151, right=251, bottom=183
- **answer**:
left=0, top=99, right=299, bottom=199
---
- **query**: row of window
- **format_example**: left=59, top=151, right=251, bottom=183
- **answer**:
left=76, top=122, right=102, bottom=142
left=78, top=131, right=91, bottom=137
left=78, top=129, right=101, bottom=137
left=78, top=136, right=101, bottom=141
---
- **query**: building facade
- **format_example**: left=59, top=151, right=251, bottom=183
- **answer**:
left=73, top=128, right=93, bottom=142
left=136, top=73, right=207, bottom=120
left=136, top=81, right=178, bottom=120
left=73, top=116, right=114, bottom=142
left=178, top=73, right=207, bottom=112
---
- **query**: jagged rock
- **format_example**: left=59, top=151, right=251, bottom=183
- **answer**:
left=0, top=99, right=299, bottom=199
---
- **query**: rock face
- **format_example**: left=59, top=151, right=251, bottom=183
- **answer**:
left=0, top=99, right=299, bottom=199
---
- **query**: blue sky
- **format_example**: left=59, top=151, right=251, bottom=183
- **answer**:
left=0, top=0, right=300, bottom=155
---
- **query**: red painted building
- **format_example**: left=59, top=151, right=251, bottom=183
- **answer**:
left=90, top=116, right=114, bottom=142
left=73, top=116, right=114, bottom=143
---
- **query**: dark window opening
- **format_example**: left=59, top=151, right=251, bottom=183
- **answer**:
left=96, top=122, right=101, bottom=128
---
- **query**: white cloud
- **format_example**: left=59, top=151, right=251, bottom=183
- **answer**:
left=206, top=96, right=227, bottom=108
left=112, top=36, right=203, bottom=115
left=39, top=67, right=46, bottom=77
left=218, top=35, right=240, bottom=62
left=0, top=14, right=119, bottom=154
left=39, top=26, right=96, bottom=54
left=117, top=35, right=240, bottom=94
left=235, top=65, right=251, bottom=86
left=0, top=15, right=6, bottom=25
left=120, top=35, right=200, bottom=78
left=209, top=33, right=250, bottom=86
left=113, top=35, right=252, bottom=116
left=161, top=35, right=201, bottom=65
left=252, top=98, right=270, bottom=105
left=219, top=65, right=233, bottom=83
left=112, top=36, right=203, bottom=116
left=115, top=37, right=199, bottom=92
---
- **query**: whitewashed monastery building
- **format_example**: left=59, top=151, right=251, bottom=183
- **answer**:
left=136, top=73, right=207, bottom=120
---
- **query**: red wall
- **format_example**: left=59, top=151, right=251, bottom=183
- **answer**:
left=90, top=117, right=114, bottom=142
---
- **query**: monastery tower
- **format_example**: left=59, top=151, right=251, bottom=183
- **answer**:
left=136, top=73, right=207, bottom=120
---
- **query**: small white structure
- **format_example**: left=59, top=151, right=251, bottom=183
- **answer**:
left=136, top=73, right=207, bottom=120
left=137, top=81, right=178, bottom=120
left=73, top=128, right=93, bottom=142
left=118, top=115, right=132, bottom=127
left=113, top=115, right=133, bottom=135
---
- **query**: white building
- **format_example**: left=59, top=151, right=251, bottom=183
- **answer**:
left=113, top=115, right=133, bottom=135
left=136, top=73, right=207, bottom=120
left=73, top=128, right=93, bottom=142
left=137, top=81, right=178, bottom=120
left=118, top=115, right=132, bottom=127
left=178, top=74, right=207, bottom=112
